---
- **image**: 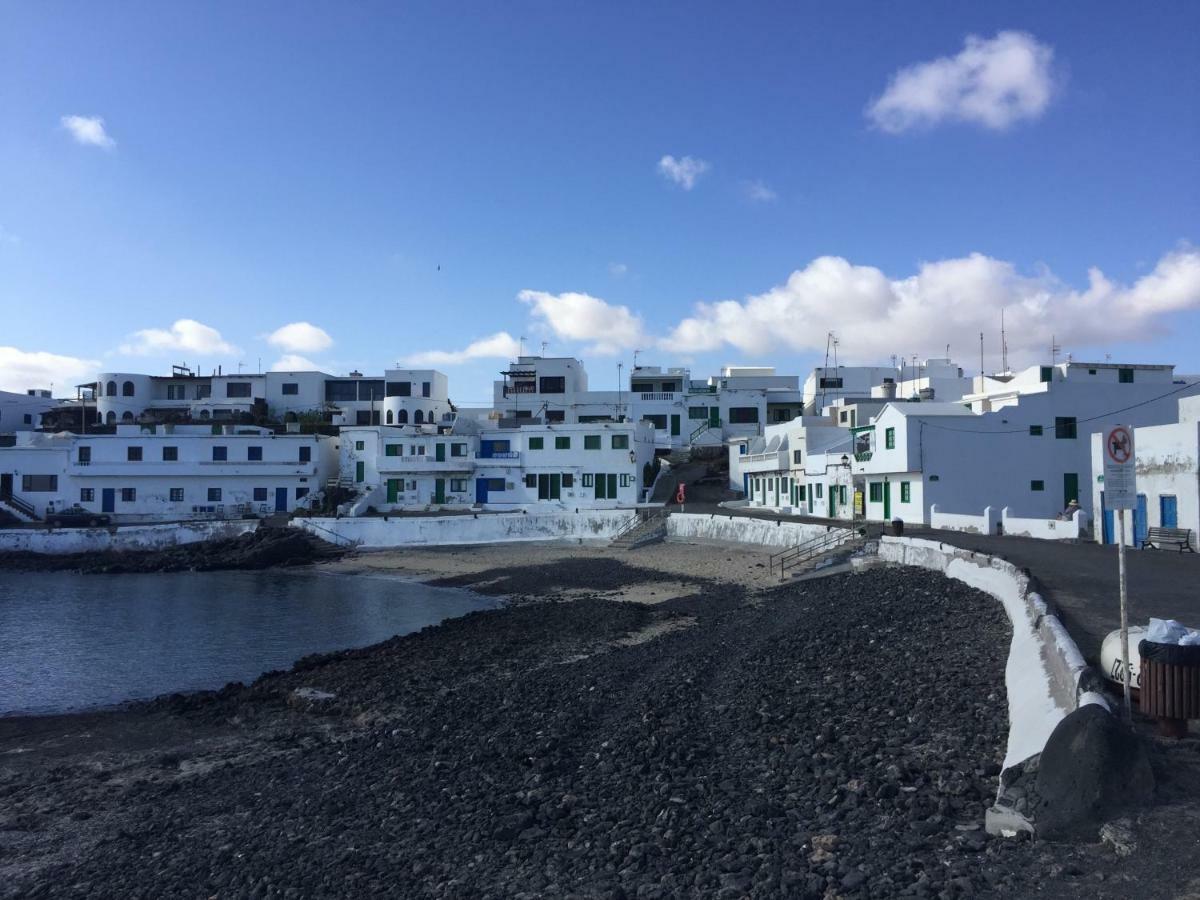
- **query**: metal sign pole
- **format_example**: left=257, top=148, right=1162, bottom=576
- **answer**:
left=1118, top=508, right=1132, bottom=720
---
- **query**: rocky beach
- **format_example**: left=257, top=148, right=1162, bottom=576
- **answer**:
left=2, top=550, right=1199, bottom=898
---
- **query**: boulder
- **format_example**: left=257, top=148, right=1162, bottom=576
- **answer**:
left=1032, top=705, right=1154, bottom=840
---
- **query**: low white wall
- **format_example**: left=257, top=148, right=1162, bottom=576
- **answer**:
left=1001, top=507, right=1088, bottom=540
left=929, top=504, right=999, bottom=535
left=0, top=520, right=258, bottom=554
left=293, top=509, right=636, bottom=549
left=878, top=536, right=1092, bottom=769
left=667, top=513, right=838, bottom=549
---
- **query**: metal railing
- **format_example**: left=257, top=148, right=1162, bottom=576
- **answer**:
left=690, top=418, right=720, bottom=441
left=768, top=527, right=856, bottom=580
left=611, top=507, right=668, bottom=543
left=1, top=492, right=37, bottom=520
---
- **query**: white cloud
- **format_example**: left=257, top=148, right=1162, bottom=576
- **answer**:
left=60, top=115, right=116, bottom=149
left=403, top=332, right=522, bottom=366
left=662, top=248, right=1200, bottom=366
left=269, top=354, right=320, bottom=372
left=0, top=346, right=100, bottom=393
left=608, top=262, right=629, bottom=278
left=867, top=31, right=1056, bottom=133
left=743, top=179, right=778, bottom=203
left=657, top=155, right=710, bottom=190
left=118, top=319, right=239, bottom=357
left=518, top=290, right=646, bottom=355
left=265, top=322, right=333, bottom=354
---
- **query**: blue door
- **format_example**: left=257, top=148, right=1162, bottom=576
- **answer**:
left=743, top=474, right=749, bottom=497
left=1101, top=492, right=1114, bottom=544
left=475, top=478, right=489, bottom=504
left=102, top=488, right=115, bottom=513
left=275, top=487, right=288, bottom=512
left=1161, top=495, right=1179, bottom=529
left=1133, top=493, right=1148, bottom=547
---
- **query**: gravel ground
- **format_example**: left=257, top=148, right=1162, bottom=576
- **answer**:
left=2, top=559, right=1198, bottom=898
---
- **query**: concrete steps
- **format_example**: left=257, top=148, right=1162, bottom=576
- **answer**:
left=611, top=512, right=669, bottom=550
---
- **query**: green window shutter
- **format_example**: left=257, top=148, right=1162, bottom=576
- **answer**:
left=584, top=435, right=601, bottom=450
left=529, top=436, right=544, bottom=450
left=611, top=434, right=629, bottom=449
left=885, top=427, right=895, bottom=449
left=555, top=436, right=570, bottom=450
left=900, top=482, right=910, bottom=503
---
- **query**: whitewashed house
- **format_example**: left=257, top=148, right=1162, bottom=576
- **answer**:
left=846, top=362, right=1198, bottom=526
left=93, top=366, right=450, bottom=428
left=0, top=389, right=63, bottom=434
left=0, top=424, right=337, bottom=523
left=1089, top=395, right=1200, bottom=549
left=339, top=419, right=656, bottom=513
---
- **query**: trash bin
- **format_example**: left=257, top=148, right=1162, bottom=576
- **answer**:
left=891, top=518, right=904, bottom=536
left=1138, top=639, right=1200, bottom=738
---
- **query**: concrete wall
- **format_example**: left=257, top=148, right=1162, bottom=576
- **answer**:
left=0, top=519, right=257, bottom=553
left=930, top=505, right=999, bottom=535
left=292, top=509, right=636, bottom=548
left=1001, top=507, right=1088, bottom=540
left=877, top=535, right=1091, bottom=770
left=666, top=513, right=837, bottom=549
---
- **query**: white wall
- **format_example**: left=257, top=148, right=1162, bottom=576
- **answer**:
left=667, top=513, right=837, bottom=548
left=0, top=519, right=257, bottom=553
left=293, top=509, right=636, bottom=548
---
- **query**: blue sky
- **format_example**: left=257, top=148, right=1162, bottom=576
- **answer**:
left=2, top=1, right=1198, bottom=402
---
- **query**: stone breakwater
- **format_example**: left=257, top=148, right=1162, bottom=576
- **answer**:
left=0, top=526, right=344, bottom=574
left=0, top=562, right=1178, bottom=898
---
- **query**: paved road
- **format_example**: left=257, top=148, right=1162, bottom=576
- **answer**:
left=676, top=502, right=1200, bottom=661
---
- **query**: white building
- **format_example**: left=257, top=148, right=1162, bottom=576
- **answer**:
left=340, top=419, right=657, bottom=512
left=630, top=364, right=805, bottom=451
left=734, top=360, right=1200, bottom=528
left=93, top=366, right=450, bottom=429
left=1089, top=396, right=1200, bottom=549
left=0, top=424, right=337, bottom=523
left=0, top=389, right=62, bottom=434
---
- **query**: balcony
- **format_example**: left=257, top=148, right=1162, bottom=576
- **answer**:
left=478, top=450, right=520, bottom=460
left=639, top=392, right=676, bottom=401
left=378, top=454, right=474, bottom=472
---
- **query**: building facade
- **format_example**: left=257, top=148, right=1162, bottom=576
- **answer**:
left=0, top=425, right=337, bottom=523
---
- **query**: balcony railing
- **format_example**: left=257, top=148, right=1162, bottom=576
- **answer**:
left=640, top=392, right=675, bottom=401
left=478, top=450, right=520, bottom=460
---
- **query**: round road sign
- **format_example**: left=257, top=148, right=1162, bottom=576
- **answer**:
left=1106, top=426, right=1133, bottom=464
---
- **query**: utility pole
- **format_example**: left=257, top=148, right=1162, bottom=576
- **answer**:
left=617, top=362, right=623, bottom=422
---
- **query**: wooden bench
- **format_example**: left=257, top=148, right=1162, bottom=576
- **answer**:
left=1141, top=526, right=1195, bottom=552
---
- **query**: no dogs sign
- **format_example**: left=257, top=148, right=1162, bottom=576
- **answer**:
left=1103, top=425, right=1136, bottom=510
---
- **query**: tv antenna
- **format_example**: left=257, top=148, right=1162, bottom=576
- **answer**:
left=1001, top=308, right=1009, bottom=374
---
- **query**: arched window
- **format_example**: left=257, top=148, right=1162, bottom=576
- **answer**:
left=429, top=410, right=436, bottom=424
left=105, top=411, right=116, bottom=425
left=284, top=412, right=297, bottom=423
left=414, top=409, right=424, bottom=424
left=106, top=381, right=116, bottom=396
left=122, top=381, right=135, bottom=396
left=121, top=411, right=134, bottom=422
left=397, top=409, right=408, bottom=424
left=386, top=409, right=394, bottom=424
left=199, top=409, right=211, bottom=419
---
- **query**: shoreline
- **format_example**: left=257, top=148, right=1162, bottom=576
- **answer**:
left=4, top=544, right=1199, bottom=896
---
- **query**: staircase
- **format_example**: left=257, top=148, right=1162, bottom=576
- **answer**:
left=611, top=509, right=670, bottom=550
left=768, top=527, right=859, bottom=580
left=0, top=492, right=39, bottom=525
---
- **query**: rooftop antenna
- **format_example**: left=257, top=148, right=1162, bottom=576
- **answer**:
left=519, top=335, right=526, bottom=356
left=1000, top=308, right=1009, bottom=374
left=1051, top=334, right=1061, bottom=365
left=540, top=341, right=548, bottom=357
left=980, top=332, right=984, bottom=380
left=819, top=332, right=837, bottom=411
